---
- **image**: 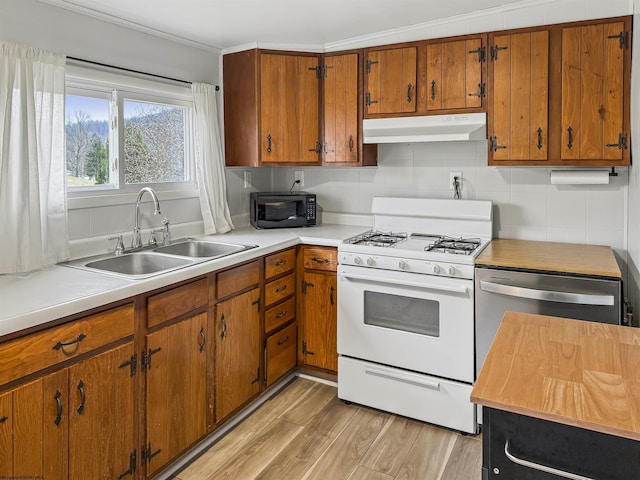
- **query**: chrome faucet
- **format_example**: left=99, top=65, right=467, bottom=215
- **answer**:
left=132, top=187, right=161, bottom=249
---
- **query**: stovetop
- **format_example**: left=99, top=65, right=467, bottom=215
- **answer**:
left=344, top=230, right=483, bottom=256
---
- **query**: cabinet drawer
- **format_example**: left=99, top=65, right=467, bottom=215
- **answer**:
left=303, top=247, right=337, bottom=271
left=147, top=279, right=208, bottom=328
left=216, top=260, right=260, bottom=299
left=265, top=248, right=295, bottom=280
left=265, top=273, right=295, bottom=306
left=265, top=296, right=295, bottom=333
left=0, top=303, right=134, bottom=387
left=266, top=322, right=297, bottom=386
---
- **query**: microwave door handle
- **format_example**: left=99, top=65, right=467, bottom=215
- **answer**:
left=340, top=272, right=468, bottom=295
left=479, top=281, right=615, bottom=306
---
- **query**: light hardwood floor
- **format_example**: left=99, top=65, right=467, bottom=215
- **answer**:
left=175, top=377, right=482, bottom=480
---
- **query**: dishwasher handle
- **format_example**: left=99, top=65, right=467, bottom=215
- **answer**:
left=479, top=281, right=614, bottom=306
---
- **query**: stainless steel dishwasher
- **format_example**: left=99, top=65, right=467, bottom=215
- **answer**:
left=475, top=266, right=621, bottom=378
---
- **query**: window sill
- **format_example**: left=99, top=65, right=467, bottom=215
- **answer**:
left=67, top=187, right=199, bottom=210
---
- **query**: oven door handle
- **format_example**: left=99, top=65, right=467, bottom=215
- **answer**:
left=365, top=366, right=441, bottom=390
left=340, top=272, right=469, bottom=294
left=479, top=281, right=615, bottom=306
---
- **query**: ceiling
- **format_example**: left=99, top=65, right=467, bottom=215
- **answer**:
left=42, top=0, right=528, bottom=51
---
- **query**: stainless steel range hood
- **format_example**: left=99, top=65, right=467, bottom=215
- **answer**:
left=363, top=113, right=487, bottom=144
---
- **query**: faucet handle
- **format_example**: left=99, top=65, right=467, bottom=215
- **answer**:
left=149, top=229, right=163, bottom=246
left=161, top=217, right=171, bottom=245
left=108, top=235, right=125, bottom=256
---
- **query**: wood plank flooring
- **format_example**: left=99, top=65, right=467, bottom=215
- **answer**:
left=175, top=377, right=482, bottom=480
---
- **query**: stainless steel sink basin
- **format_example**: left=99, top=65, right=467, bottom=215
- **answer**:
left=154, top=239, right=250, bottom=258
left=84, top=252, right=194, bottom=277
left=60, top=237, right=257, bottom=279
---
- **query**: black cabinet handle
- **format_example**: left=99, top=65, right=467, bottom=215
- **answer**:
left=407, top=83, right=413, bottom=103
left=54, top=390, right=63, bottom=426
left=567, top=126, right=573, bottom=149
left=537, top=128, right=543, bottom=150
left=330, top=286, right=335, bottom=306
left=198, top=326, right=206, bottom=352
left=76, top=380, right=86, bottom=415
left=431, top=80, right=436, bottom=100
left=275, top=284, right=287, bottom=293
left=275, top=310, right=287, bottom=319
left=277, top=335, right=289, bottom=346
left=53, top=333, right=86, bottom=351
left=220, top=313, right=227, bottom=339
left=266, top=134, right=272, bottom=153
left=275, top=259, right=287, bottom=267
left=312, top=257, right=329, bottom=264
left=348, top=135, right=354, bottom=153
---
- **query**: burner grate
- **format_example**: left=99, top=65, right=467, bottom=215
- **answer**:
left=424, top=236, right=481, bottom=255
left=346, top=230, right=408, bottom=247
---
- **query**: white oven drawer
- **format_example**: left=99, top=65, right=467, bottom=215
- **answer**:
left=338, top=356, right=477, bottom=434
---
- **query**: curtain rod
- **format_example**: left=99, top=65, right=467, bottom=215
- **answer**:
left=67, top=56, right=193, bottom=86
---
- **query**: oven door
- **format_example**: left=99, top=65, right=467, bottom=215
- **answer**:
left=337, top=264, right=474, bottom=383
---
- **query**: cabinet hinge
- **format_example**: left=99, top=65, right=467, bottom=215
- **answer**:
left=118, top=353, right=137, bottom=377
left=301, top=280, right=315, bottom=294
left=490, top=45, right=508, bottom=61
left=489, top=136, right=507, bottom=152
left=252, top=297, right=261, bottom=312
left=606, top=132, right=628, bottom=150
left=469, top=46, right=486, bottom=62
left=308, top=65, right=322, bottom=79
left=608, top=31, right=629, bottom=49
left=308, top=141, right=322, bottom=154
left=365, top=92, right=378, bottom=107
left=140, top=347, right=161, bottom=371
left=117, top=449, right=136, bottom=479
left=141, top=442, right=161, bottom=465
left=302, top=341, right=315, bottom=356
left=468, top=83, right=486, bottom=98
left=365, top=59, right=379, bottom=74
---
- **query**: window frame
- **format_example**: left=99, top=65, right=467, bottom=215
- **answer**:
left=65, top=65, right=198, bottom=210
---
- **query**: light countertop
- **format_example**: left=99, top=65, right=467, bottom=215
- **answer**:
left=0, top=224, right=369, bottom=338
left=471, top=311, right=640, bottom=441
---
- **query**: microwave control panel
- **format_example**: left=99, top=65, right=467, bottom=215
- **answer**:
left=306, top=197, right=316, bottom=220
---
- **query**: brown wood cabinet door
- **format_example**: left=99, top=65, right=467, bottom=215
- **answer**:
left=561, top=21, right=627, bottom=161
left=215, top=287, right=261, bottom=421
left=260, top=53, right=320, bottom=164
left=0, top=371, right=68, bottom=480
left=300, top=271, right=337, bottom=372
left=68, top=342, right=135, bottom=480
left=145, top=313, right=208, bottom=476
left=489, top=31, right=549, bottom=162
left=366, top=47, right=417, bottom=115
left=427, top=38, right=484, bottom=111
left=324, top=53, right=358, bottom=164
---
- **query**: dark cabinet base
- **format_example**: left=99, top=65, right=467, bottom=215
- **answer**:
left=482, top=408, right=640, bottom=479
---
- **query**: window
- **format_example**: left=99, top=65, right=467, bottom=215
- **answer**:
left=65, top=65, right=195, bottom=197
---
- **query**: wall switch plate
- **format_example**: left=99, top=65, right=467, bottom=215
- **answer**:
left=243, top=170, right=252, bottom=189
left=294, top=170, right=304, bottom=187
left=449, top=171, right=462, bottom=190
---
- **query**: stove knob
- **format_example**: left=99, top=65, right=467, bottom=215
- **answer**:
left=353, top=256, right=362, bottom=265
left=366, top=257, right=375, bottom=266
left=398, top=260, right=408, bottom=270
left=448, top=266, right=456, bottom=276
left=432, top=264, right=441, bottom=274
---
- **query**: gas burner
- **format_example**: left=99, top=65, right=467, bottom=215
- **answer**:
left=346, top=230, right=408, bottom=247
left=424, top=236, right=481, bottom=255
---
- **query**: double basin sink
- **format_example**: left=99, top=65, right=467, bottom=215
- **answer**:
left=62, top=238, right=257, bottom=279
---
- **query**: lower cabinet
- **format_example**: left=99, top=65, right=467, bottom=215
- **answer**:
left=0, top=341, right=136, bottom=479
left=298, top=246, right=338, bottom=373
left=215, top=286, right=261, bottom=422
left=145, top=312, right=207, bottom=476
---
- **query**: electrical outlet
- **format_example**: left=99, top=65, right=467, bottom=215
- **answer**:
left=243, top=170, right=252, bottom=189
left=294, top=170, right=304, bottom=187
left=449, top=171, right=462, bottom=190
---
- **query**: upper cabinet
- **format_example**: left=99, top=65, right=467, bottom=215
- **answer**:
left=488, top=30, right=550, bottom=162
left=426, top=35, right=486, bottom=112
left=223, top=49, right=321, bottom=167
left=224, top=49, right=376, bottom=167
left=364, top=46, right=417, bottom=116
left=561, top=20, right=629, bottom=164
left=489, top=17, right=630, bottom=166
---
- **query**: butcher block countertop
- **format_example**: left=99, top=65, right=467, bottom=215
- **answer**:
left=475, top=239, right=621, bottom=278
left=471, top=311, right=640, bottom=441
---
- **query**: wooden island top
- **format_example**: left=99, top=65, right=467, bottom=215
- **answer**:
left=475, top=239, right=621, bottom=278
left=471, top=311, right=640, bottom=441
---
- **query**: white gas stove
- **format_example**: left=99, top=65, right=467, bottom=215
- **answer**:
left=337, top=197, right=492, bottom=434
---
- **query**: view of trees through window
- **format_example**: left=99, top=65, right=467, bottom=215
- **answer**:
left=65, top=94, right=187, bottom=188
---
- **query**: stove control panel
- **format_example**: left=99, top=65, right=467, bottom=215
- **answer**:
left=338, top=252, right=474, bottom=279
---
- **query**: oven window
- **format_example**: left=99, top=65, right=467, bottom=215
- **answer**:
left=363, top=291, right=440, bottom=337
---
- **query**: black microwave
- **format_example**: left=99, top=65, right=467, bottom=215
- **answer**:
left=250, top=192, right=317, bottom=229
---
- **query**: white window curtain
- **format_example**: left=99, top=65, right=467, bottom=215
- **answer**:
left=191, top=83, right=234, bottom=234
left=0, top=42, right=69, bottom=274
